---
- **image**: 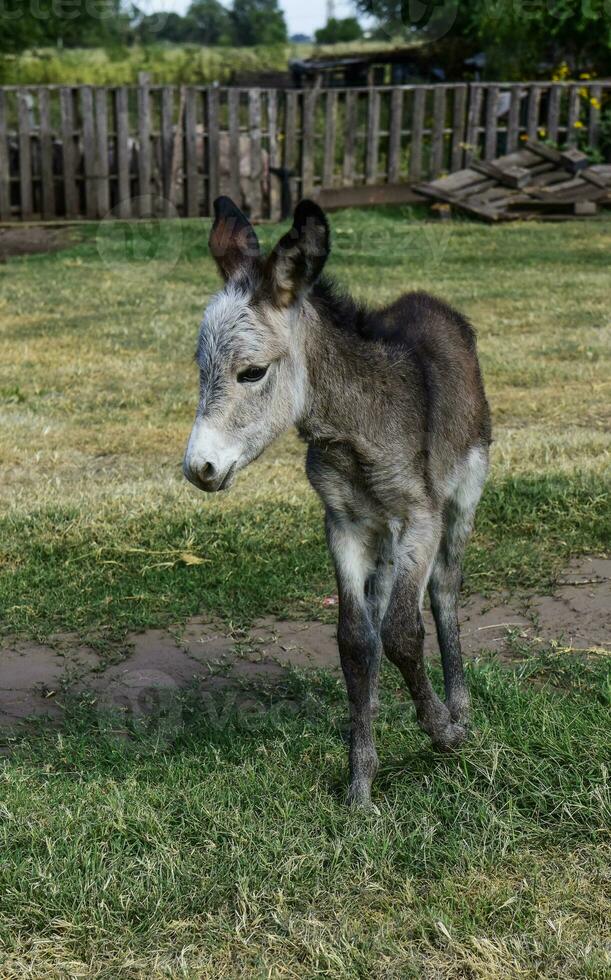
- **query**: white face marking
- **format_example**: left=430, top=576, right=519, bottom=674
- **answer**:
left=183, top=281, right=309, bottom=492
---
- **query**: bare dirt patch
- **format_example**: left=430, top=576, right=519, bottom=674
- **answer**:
left=0, top=557, right=608, bottom=739
left=0, top=225, right=83, bottom=262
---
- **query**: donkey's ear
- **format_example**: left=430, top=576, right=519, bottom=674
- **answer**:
left=265, top=199, right=330, bottom=307
left=209, top=196, right=260, bottom=281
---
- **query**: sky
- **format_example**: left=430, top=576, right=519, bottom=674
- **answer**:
left=142, top=0, right=359, bottom=38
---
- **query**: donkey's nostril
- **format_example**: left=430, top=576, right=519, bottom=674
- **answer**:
left=197, top=461, right=216, bottom=482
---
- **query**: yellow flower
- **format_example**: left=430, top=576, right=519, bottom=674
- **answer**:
left=579, top=72, right=592, bottom=79
left=519, top=133, right=528, bottom=141
left=579, top=87, right=588, bottom=99
left=590, top=97, right=602, bottom=110
left=538, top=126, right=547, bottom=137
left=573, top=120, right=584, bottom=129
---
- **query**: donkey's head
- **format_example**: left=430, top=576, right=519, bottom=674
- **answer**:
left=183, top=196, right=330, bottom=492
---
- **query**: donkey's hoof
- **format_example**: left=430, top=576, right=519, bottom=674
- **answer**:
left=346, top=781, right=376, bottom=810
left=431, top=721, right=468, bottom=752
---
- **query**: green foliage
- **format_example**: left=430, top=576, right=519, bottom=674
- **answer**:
left=134, top=0, right=232, bottom=46
left=0, top=0, right=129, bottom=53
left=315, top=17, right=364, bottom=44
left=229, top=0, right=288, bottom=46
left=355, top=0, right=611, bottom=78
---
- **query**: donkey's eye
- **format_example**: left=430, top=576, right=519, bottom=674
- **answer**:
left=237, top=365, right=269, bottom=384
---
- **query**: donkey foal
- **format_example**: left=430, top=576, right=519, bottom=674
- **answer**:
left=184, top=197, right=491, bottom=807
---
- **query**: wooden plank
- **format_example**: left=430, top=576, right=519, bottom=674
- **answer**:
left=409, top=86, right=426, bottom=179
left=38, top=88, right=55, bottom=220
left=227, top=88, right=241, bottom=203
left=526, top=85, right=542, bottom=139
left=284, top=90, right=298, bottom=207
left=94, top=87, right=109, bottom=217
left=323, top=89, right=338, bottom=188
left=451, top=84, right=467, bottom=171
left=267, top=89, right=281, bottom=221
left=137, top=81, right=152, bottom=216
left=546, top=84, right=561, bottom=143
left=471, top=160, right=531, bottom=188
left=365, top=88, right=380, bottom=185
left=206, top=86, right=220, bottom=215
left=342, top=90, right=358, bottom=186
left=566, top=85, right=581, bottom=146
left=17, top=89, right=33, bottom=220
left=248, top=88, right=262, bottom=220
left=507, top=86, right=522, bottom=152
left=184, top=87, right=198, bottom=218
left=316, top=182, right=422, bottom=211
left=161, top=86, right=174, bottom=215
left=588, top=84, right=602, bottom=149
left=464, top=84, right=483, bottom=164
left=387, top=87, right=403, bottom=182
left=431, top=85, right=446, bottom=176
left=59, top=87, right=78, bottom=219
left=0, top=91, right=10, bottom=220
left=115, top=87, right=131, bottom=218
left=80, top=86, right=97, bottom=219
left=301, top=89, right=316, bottom=197
left=413, top=180, right=503, bottom=222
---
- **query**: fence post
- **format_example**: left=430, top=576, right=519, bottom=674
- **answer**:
left=39, top=88, right=56, bottom=220
left=137, top=80, right=152, bottom=216
left=507, top=85, right=522, bottom=152
left=301, top=89, right=316, bottom=198
left=588, top=83, right=602, bottom=148
left=465, top=84, right=483, bottom=164
left=206, top=86, right=220, bottom=216
left=409, top=87, right=425, bottom=179
left=526, top=84, right=542, bottom=140
left=284, top=90, right=298, bottom=207
left=0, top=90, right=9, bottom=220
left=267, top=89, right=281, bottom=221
left=248, top=88, right=262, bottom=220
left=227, top=88, right=241, bottom=204
left=17, top=89, right=33, bottom=220
left=484, top=85, right=499, bottom=161
left=451, top=85, right=467, bottom=171
left=342, top=90, right=358, bottom=187
left=60, top=87, right=78, bottom=220
left=431, top=85, right=447, bottom=176
left=566, top=85, right=581, bottom=146
left=387, top=88, right=403, bottom=183
left=365, top=88, right=381, bottom=185
left=184, top=87, right=198, bottom=218
left=161, top=86, right=174, bottom=216
left=80, top=87, right=97, bottom=219
left=95, top=87, right=110, bottom=217
left=323, top=89, right=338, bottom=189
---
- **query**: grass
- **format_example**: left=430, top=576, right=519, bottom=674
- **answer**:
left=0, top=657, right=609, bottom=977
left=0, top=40, right=404, bottom=86
left=0, top=210, right=610, bottom=976
left=0, top=209, right=609, bottom=641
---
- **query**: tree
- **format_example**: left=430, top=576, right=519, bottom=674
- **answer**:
left=229, top=0, right=287, bottom=46
left=354, top=0, right=611, bottom=78
left=315, top=18, right=363, bottom=45
left=183, top=0, right=231, bottom=45
left=0, top=0, right=128, bottom=53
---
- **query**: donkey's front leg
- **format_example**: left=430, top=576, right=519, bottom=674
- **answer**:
left=327, top=513, right=380, bottom=807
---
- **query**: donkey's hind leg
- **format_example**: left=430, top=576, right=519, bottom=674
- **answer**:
left=381, top=508, right=467, bottom=752
left=429, top=447, right=488, bottom=726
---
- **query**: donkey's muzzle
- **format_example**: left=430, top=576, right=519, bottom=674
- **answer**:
left=183, top=458, right=235, bottom=493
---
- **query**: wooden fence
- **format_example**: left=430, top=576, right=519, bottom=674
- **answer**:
left=0, top=80, right=608, bottom=222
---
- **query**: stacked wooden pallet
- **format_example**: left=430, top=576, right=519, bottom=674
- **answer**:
left=414, top=141, right=611, bottom=222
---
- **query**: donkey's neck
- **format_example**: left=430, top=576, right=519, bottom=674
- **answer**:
left=295, top=291, right=370, bottom=448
